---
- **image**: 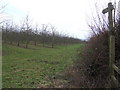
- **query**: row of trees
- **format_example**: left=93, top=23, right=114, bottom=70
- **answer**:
left=1, top=15, right=82, bottom=48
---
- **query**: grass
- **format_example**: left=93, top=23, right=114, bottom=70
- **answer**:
left=0, top=43, right=2, bottom=89
left=2, top=44, right=83, bottom=88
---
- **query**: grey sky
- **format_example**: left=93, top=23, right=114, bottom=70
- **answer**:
left=2, top=0, right=119, bottom=40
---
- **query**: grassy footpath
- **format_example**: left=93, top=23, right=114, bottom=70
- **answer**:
left=2, top=44, right=83, bottom=88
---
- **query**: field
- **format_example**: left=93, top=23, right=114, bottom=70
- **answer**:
left=2, top=44, right=83, bottom=88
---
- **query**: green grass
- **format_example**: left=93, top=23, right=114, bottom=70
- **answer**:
left=2, top=44, right=83, bottom=88
left=0, top=43, right=2, bottom=89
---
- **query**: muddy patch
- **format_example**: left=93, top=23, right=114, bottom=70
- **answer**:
left=27, top=59, right=60, bottom=65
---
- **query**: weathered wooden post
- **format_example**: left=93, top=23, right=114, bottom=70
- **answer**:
left=102, top=2, right=115, bottom=87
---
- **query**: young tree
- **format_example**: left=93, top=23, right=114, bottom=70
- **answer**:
left=15, top=25, right=21, bottom=46
left=22, top=15, right=32, bottom=48
left=0, top=1, right=6, bottom=25
left=9, top=22, right=15, bottom=45
left=49, top=24, right=56, bottom=48
left=3, top=22, right=10, bottom=43
left=34, top=24, right=38, bottom=46
left=41, top=24, right=48, bottom=47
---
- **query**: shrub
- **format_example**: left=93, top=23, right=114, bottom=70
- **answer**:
left=76, top=13, right=120, bottom=88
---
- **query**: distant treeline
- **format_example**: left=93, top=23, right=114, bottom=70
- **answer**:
left=1, top=16, right=83, bottom=48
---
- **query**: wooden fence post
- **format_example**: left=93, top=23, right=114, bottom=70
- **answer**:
left=103, top=2, right=120, bottom=88
left=102, top=2, right=116, bottom=87
left=108, top=2, right=115, bottom=82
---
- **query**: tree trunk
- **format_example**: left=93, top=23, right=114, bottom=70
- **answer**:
left=34, top=41, right=37, bottom=46
left=17, top=41, right=20, bottom=46
left=10, top=41, right=12, bottom=45
left=26, top=41, right=28, bottom=48
left=52, top=43, right=54, bottom=48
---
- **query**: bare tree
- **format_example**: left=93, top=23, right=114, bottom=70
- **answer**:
left=0, top=0, right=7, bottom=25
left=50, top=25, right=56, bottom=48
left=22, top=15, right=32, bottom=48
left=34, top=24, right=38, bottom=46
left=41, top=24, right=48, bottom=47
left=9, top=22, right=15, bottom=45
left=14, top=25, right=20, bottom=46
left=3, top=22, right=10, bottom=43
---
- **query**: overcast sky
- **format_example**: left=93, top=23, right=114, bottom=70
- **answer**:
left=2, top=0, right=120, bottom=40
